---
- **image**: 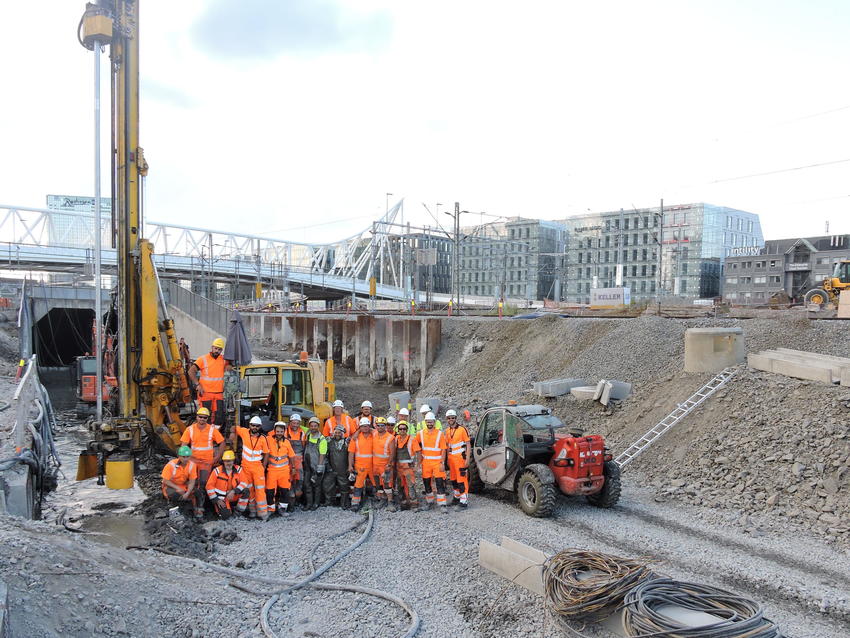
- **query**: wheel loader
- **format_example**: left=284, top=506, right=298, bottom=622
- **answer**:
left=468, top=404, right=620, bottom=517
left=804, top=259, right=850, bottom=309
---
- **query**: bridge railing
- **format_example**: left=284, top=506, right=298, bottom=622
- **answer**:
left=162, top=280, right=231, bottom=335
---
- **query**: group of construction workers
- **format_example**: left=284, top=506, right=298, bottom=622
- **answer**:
left=161, top=399, right=472, bottom=522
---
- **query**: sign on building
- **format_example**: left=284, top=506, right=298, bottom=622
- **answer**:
left=47, top=194, right=112, bottom=213
left=46, top=194, right=111, bottom=247
left=590, top=287, right=631, bottom=307
left=416, top=248, right=438, bottom=266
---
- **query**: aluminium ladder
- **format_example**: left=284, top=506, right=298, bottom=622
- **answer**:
left=613, top=366, right=739, bottom=469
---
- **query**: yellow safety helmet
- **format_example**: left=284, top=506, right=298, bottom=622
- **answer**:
left=196, top=407, right=211, bottom=417
left=375, top=417, right=388, bottom=426
left=212, top=338, right=225, bottom=348
left=221, top=450, right=236, bottom=461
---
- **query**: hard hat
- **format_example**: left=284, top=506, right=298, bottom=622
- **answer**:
left=397, top=420, right=409, bottom=429
left=334, top=424, right=346, bottom=433
left=387, top=416, right=397, bottom=424
left=445, top=409, right=457, bottom=417
left=221, top=450, right=236, bottom=461
left=274, top=421, right=286, bottom=428
left=420, top=405, right=431, bottom=414
left=177, top=445, right=192, bottom=457
left=196, top=407, right=211, bottom=417
left=425, top=412, right=436, bottom=421
left=308, top=416, right=320, bottom=425
left=361, top=400, right=373, bottom=408
left=359, top=417, right=371, bottom=426
left=332, top=400, right=344, bottom=408
left=249, top=416, right=263, bottom=426
left=398, top=408, right=409, bottom=416
left=289, top=413, right=302, bottom=422
left=375, top=417, right=387, bottom=426
left=212, top=338, right=225, bottom=348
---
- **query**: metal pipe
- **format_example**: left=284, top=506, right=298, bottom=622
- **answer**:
left=93, top=38, right=104, bottom=422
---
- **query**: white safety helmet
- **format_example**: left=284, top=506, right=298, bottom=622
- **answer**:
left=398, top=408, right=410, bottom=416
left=387, top=416, right=397, bottom=424
left=332, top=400, right=344, bottom=408
left=425, top=412, right=436, bottom=421
left=361, top=400, right=373, bottom=408
left=420, top=404, right=431, bottom=414
left=289, top=413, right=302, bottom=422
left=274, top=421, right=286, bottom=428
left=249, top=416, right=263, bottom=426
left=445, top=409, right=457, bottom=417
left=359, top=417, right=371, bottom=426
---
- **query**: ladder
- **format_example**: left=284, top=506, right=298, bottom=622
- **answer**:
left=613, top=367, right=739, bottom=469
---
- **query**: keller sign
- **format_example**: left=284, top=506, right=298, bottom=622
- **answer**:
left=590, top=287, right=631, bottom=307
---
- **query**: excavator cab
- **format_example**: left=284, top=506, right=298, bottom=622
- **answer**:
left=832, top=260, right=850, bottom=286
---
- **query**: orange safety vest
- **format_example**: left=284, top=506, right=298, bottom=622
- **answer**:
left=417, top=428, right=446, bottom=463
left=205, top=464, right=247, bottom=499
left=348, top=433, right=373, bottom=470
left=234, top=426, right=268, bottom=464
left=181, top=423, right=224, bottom=463
left=323, top=414, right=355, bottom=438
left=372, top=431, right=394, bottom=465
left=446, top=425, right=470, bottom=457
left=267, top=436, right=295, bottom=469
left=395, top=434, right=415, bottom=464
left=196, top=353, right=226, bottom=395
left=161, top=458, right=197, bottom=491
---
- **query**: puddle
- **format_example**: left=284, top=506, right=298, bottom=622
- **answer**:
left=80, top=514, right=148, bottom=548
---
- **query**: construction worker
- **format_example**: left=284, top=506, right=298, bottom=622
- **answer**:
left=285, top=413, right=307, bottom=510
left=323, top=424, right=351, bottom=508
left=371, top=417, right=396, bottom=510
left=394, top=420, right=418, bottom=510
left=412, top=412, right=448, bottom=512
left=231, top=415, right=270, bottom=520
left=395, top=408, right=410, bottom=432
left=180, top=407, right=225, bottom=520
left=415, top=404, right=443, bottom=433
left=187, top=338, right=231, bottom=427
left=206, top=450, right=249, bottom=519
left=161, top=446, right=197, bottom=517
left=302, top=417, right=328, bottom=510
left=387, top=415, right=398, bottom=431
left=445, top=409, right=471, bottom=508
left=348, top=417, right=374, bottom=512
left=358, top=400, right=376, bottom=428
left=266, top=421, right=296, bottom=516
left=323, top=399, right=355, bottom=437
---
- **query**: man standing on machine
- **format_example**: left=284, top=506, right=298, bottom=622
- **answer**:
left=187, top=338, right=231, bottom=427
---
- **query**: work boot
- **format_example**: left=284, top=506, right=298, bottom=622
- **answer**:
left=374, top=497, right=386, bottom=510
left=458, top=501, right=468, bottom=509
left=387, top=500, right=397, bottom=513
left=440, top=505, right=448, bottom=514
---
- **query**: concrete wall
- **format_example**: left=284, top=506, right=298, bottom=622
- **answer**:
left=168, top=305, right=223, bottom=357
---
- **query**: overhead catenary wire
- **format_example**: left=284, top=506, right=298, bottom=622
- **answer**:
left=621, top=577, right=782, bottom=638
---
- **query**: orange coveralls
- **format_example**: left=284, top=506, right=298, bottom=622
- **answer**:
left=194, top=353, right=226, bottom=425
left=348, top=433, right=373, bottom=508
left=205, top=464, right=249, bottom=517
left=233, top=426, right=269, bottom=517
left=371, top=430, right=396, bottom=496
left=180, top=422, right=224, bottom=515
left=394, top=433, right=418, bottom=507
left=412, top=428, right=448, bottom=507
left=161, top=458, right=198, bottom=508
left=446, top=425, right=471, bottom=505
left=266, top=435, right=295, bottom=514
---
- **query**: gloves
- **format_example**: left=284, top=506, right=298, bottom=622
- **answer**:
left=348, top=472, right=356, bottom=482
left=317, top=464, right=325, bottom=474
left=460, top=467, right=468, bottom=476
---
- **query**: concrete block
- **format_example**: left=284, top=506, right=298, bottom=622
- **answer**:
left=415, top=397, right=441, bottom=416
left=842, top=368, right=850, bottom=387
left=478, top=539, right=544, bottom=595
left=771, top=359, right=834, bottom=384
left=839, top=291, right=850, bottom=319
left=606, top=380, right=632, bottom=400
left=747, top=353, right=774, bottom=373
left=599, top=381, right=614, bottom=406
left=684, top=327, right=745, bottom=372
left=570, top=386, right=597, bottom=401
left=533, top=378, right=590, bottom=397
left=0, top=465, right=33, bottom=519
left=0, top=580, right=8, bottom=638
left=388, top=391, right=411, bottom=413
left=760, top=350, right=850, bottom=382
left=593, top=380, right=606, bottom=401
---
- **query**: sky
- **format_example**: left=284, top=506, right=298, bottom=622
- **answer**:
left=3, top=0, right=850, bottom=244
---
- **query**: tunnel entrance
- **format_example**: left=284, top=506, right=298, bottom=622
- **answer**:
left=34, top=307, right=95, bottom=366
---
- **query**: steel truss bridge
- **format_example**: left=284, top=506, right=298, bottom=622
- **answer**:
left=0, top=201, right=419, bottom=302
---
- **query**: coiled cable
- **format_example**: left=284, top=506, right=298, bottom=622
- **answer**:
left=543, top=549, right=655, bottom=623
left=622, top=577, right=783, bottom=637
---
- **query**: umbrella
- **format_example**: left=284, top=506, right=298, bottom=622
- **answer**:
left=223, top=311, right=252, bottom=367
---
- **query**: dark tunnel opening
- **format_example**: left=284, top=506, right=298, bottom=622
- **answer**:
left=34, top=307, right=95, bottom=367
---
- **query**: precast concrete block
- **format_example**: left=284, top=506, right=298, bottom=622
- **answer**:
left=599, top=381, right=614, bottom=406
left=570, top=386, right=598, bottom=401
left=747, top=353, right=774, bottom=373
left=533, top=378, right=591, bottom=397
left=842, top=368, right=850, bottom=387
left=684, top=327, right=745, bottom=373
left=606, top=380, right=632, bottom=400
left=770, top=359, right=834, bottom=384
left=593, top=380, right=607, bottom=401
left=0, top=465, right=33, bottom=519
left=839, top=290, right=850, bottom=319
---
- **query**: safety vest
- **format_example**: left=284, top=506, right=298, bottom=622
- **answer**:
left=163, top=458, right=196, bottom=487
left=286, top=426, right=306, bottom=455
left=349, top=433, right=373, bottom=469
left=415, top=419, right=443, bottom=433
left=267, top=436, right=295, bottom=469
left=372, top=431, right=394, bottom=464
left=183, top=424, right=222, bottom=461
left=446, top=426, right=470, bottom=457
left=206, top=464, right=247, bottom=499
left=235, top=426, right=267, bottom=464
left=417, top=429, right=445, bottom=462
left=395, top=434, right=414, bottom=464
left=323, top=414, right=354, bottom=438
left=304, top=433, right=328, bottom=469
left=196, top=353, right=226, bottom=394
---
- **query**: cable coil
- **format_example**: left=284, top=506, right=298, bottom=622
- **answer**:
left=622, top=577, right=783, bottom=638
left=543, top=549, right=655, bottom=623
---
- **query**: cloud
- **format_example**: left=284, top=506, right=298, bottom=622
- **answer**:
left=190, top=0, right=391, bottom=60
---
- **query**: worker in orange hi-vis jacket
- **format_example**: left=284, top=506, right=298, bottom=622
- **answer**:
left=205, top=450, right=250, bottom=519
left=370, top=417, right=397, bottom=511
left=348, top=418, right=374, bottom=512
left=394, top=420, right=418, bottom=509
left=411, top=412, right=448, bottom=513
left=187, top=338, right=231, bottom=427
left=323, top=399, right=356, bottom=437
left=266, top=421, right=297, bottom=516
left=444, top=409, right=471, bottom=508
left=230, top=416, right=270, bottom=520
left=180, top=406, right=224, bottom=519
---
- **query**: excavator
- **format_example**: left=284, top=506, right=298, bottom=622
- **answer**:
left=804, top=259, right=850, bottom=310
left=75, top=1, right=333, bottom=487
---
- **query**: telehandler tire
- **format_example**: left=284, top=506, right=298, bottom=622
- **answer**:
left=587, top=460, right=621, bottom=508
left=517, top=464, right=557, bottom=518
left=467, top=458, right=484, bottom=494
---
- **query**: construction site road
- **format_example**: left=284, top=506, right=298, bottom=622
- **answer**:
left=2, top=476, right=847, bottom=638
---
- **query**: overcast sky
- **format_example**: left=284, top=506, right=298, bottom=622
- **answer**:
left=3, top=0, right=850, bottom=244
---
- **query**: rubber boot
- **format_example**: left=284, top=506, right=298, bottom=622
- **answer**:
left=340, top=492, right=350, bottom=510
left=386, top=495, right=397, bottom=512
